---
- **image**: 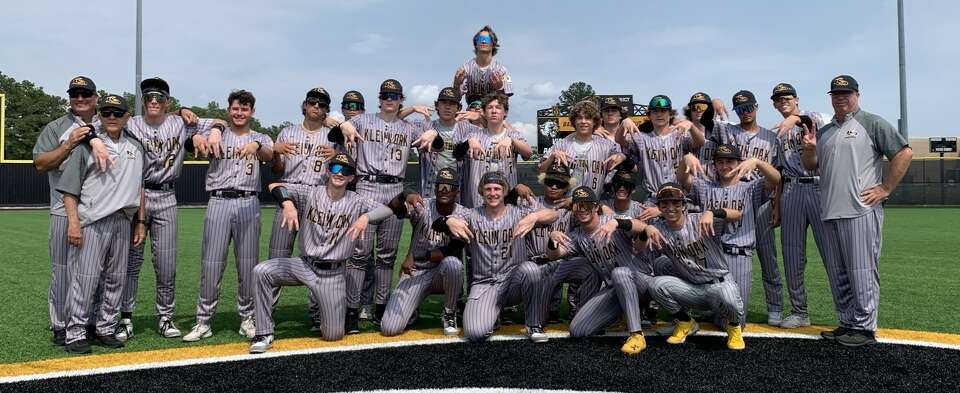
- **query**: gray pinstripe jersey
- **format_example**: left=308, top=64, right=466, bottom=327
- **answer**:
left=567, top=215, right=651, bottom=281
left=203, top=129, right=273, bottom=191
left=698, top=138, right=719, bottom=180
left=126, top=115, right=215, bottom=185
left=56, top=130, right=144, bottom=226
left=420, top=120, right=480, bottom=198
left=542, top=135, right=621, bottom=196
left=33, top=113, right=100, bottom=216
left=776, top=111, right=830, bottom=178
left=689, top=177, right=764, bottom=248
left=711, top=123, right=778, bottom=166
left=458, top=58, right=513, bottom=98
left=601, top=198, right=644, bottom=219
left=454, top=128, right=527, bottom=208
left=348, top=113, right=425, bottom=178
left=276, top=123, right=333, bottom=186
left=298, top=186, right=384, bottom=260
left=408, top=198, right=468, bottom=264
left=522, top=197, right=572, bottom=260
left=456, top=205, right=530, bottom=284
left=650, top=213, right=729, bottom=284
left=622, top=131, right=694, bottom=202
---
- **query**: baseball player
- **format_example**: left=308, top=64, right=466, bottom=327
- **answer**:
left=597, top=97, right=641, bottom=141
left=452, top=92, right=532, bottom=208
left=118, top=77, right=217, bottom=341
left=545, top=186, right=657, bottom=355
left=182, top=90, right=275, bottom=342
left=677, top=143, right=781, bottom=327
left=381, top=167, right=468, bottom=337
left=435, top=171, right=557, bottom=342
left=454, top=25, right=512, bottom=100
left=341, top=90, right=365, bottom=120
left=698, top=90, right=784, bottom=326
left=419, top=87, right=482, bottom=199
left=685, top=92, right=719, bottom=181
left=539, top=100, right=625, bottom=197
left=249, top=153, right=409, bottom=353
left=767, top=83, right=835, bottom=329
left=57, top=94, right=145, bottom=354
left=601, top=170, right=645, bottom=219
left=645, top=183, right=747, bottom=350
left=331, top=79, right=440, bottom=332
left=33, top=76, right=112, bottom=346
left=800, top=75, right=912, bottom=346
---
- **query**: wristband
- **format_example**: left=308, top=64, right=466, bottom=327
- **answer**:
left=271, top=186, right=294, bottom=206
left=78, top=125, right=98, bottom=145
left=711, top=208, right=727, bottom=219
left=616, top=218, right=633, bottom=231
left=211, top=123, right=226, bottom=132
left=255, top=140, right=263, bottom=151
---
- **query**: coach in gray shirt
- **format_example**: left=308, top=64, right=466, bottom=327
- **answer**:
left=801, top=75, right=912, bottom=347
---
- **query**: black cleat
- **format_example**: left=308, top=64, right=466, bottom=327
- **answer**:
left=96, top=334, right=125, bottom=348
left=820, top=326, right=850, bottom=341
left=345, top=309, right=360, bottom=334
left=52, top=329, right=66, bottom=346
left=65, top=339, right=91, bottom=354
left=837, top=329, right=877, bottom=347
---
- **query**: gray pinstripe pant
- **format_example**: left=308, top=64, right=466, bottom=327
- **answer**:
left=48, top=214, right=71, bottom=330
left=381, top=256, right=463, bottom=336
left=195, top=196, right=261, bottom=325
left=463, top=261, right=545, bottom=341
left=253, top=257, right=345, bottom=341
left=65, top=213, right=131, bottom=344
left=569, top=267, right=651, bottom=337
left=347, top=181, right=402, bottom=308
left=123, top=189, right=178, bottom=319
left=651, top=274, right=743, bottom=326
left=537, top=257, right=601, bottom=322
left=264, top=184, right=324, bottom=322
left=779, top=183, right=836, bottom=317
left=725, top=253, right=753, bottom=327
left=821, top=207, right=883, bottom=331
left=755, top=200, right=783, bottom=313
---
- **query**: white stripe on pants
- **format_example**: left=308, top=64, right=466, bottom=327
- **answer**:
left=123, top=190, right=178, bottom=319
left=253, top=257, right=345, bottom=341
left=463, top=261, right=544, bottom=341
left=820, top=207, right=883, bottom=331
left=755, top=200, right=783, bottom=313
left=650, top=274, right=743, bottom=326
left=380, top=256, right=464, bottom=336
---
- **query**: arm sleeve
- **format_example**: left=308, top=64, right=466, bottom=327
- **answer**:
left=55, top=147, right=90, bottom=196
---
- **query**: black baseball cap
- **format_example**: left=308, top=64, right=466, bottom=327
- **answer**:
left=732, top=90, right=757, bottom=109
left=306, top=87, right=331, bottom=104
left=600, top=96, right=621, bottom=110
left=649, top=95, right=672, bottom=109
left=436, top=167, right=459, bottom=186
left=479, top=171, right=508, bottom=190
left=437, top=87, right=459, bottom=104
left=343, top=90, right=364, bottom=104
left=689, top=92, right=711, bottom=106
left=99, top=94, right=129, bottom=113
left=571, top=186, right=599, bottom=203
left=328, top=151, right=357, bottom=171
left=541, top=162, right=573, bottom=184
left=714, top=143, right=742, bottom=161
left=68, top=76, right=96, bottom=93
left=656, top=183, right=685, bottom=202
left=140, top=77, right=170, bottom=96
left=379, top=79, right=403, bottom=95
left=829, top=75, right=859, bottom=94
left=770, top=83, right=797, bottom=99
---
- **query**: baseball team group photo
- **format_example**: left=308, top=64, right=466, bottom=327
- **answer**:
left=2, top=1, right=959, bottom=392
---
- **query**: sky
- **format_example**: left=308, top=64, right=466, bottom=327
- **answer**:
left=2, top=0, right=957, bottom=148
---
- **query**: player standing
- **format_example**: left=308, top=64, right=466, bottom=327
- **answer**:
left=420, top=87, right=481, bottom=199
left=454, top=25, right=512, bottom=100
left=539, top=100, right=625, bottom=197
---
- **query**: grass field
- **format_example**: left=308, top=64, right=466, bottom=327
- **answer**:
left=1, top=207, right=958, bottom=364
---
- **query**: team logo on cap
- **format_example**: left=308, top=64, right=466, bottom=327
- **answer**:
left=105, top=96, right=123, bottom=105
left=833, top=77, right=849, bottom=87
left=718, top=145, right=734, bottom=154
left=335, top=153, right=349, bottom=162
left=573, top=188, right=589, bottom=198
left=604, top=97, right=617, bottom=105
left=383, top=80, right=399, bottom=90
left=734, top=94, right=749, bottom=103
left=774, top=84, right=790, bottom=92
left=346, top=92, right=360, bottom=100
left=312, top=87, right=327, bottom=95
left=72, top=77, right=88, bottom=86
left=692, top=93, right=706, bottom=101
left=439, top=169, right=454, bottom=179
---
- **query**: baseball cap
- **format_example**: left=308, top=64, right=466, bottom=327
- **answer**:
left=541, top=162, right=573, bottom=184
left=478, top=171, right=508, bottom=190
left=437, top=87, right=459, bottom=104
left=328, top=151, right=357, bottom=171
left=732, top=90, right=757, bottom=109
left=714, top=143, right=742, bottom=161
left=379, top=79, right=403, bottom=95
left=306, top=87, right=331, bottom=104
left=571, top=186, right=599, bottom=204
left=656, top=182, right=686, bottom=202
left=99, top=94, right=129, bottom=113
left=600, top=96, right=621, bottom=111
left=688, top=92, right=711, bottom=106
left=829, top=75, right=859, bottom=94
left=435, top=167, right=459, bottom=186
left=649, top=95, right=672, bottom=109
left=770, top=83, right=797, bottom=99
left=343, top=90, right=364, bottom=104
left=140, top=77, right=170, bottom=96
left=67, top=76, right=96, bottom=93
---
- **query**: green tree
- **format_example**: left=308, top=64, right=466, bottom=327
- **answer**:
left=558, top=81, right=596, bottom=109
left=0, top=72, right=68, bottom=160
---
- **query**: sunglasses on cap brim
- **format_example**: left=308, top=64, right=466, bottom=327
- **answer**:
left=379, top=92, right=403, bottom=101
left=99, top=109, right=127, bottom=118
left=436, top=183, right=458, bottom=193
left=329, top=163, right=356, bottom=176
left=69, top=90, right=94, bottom=99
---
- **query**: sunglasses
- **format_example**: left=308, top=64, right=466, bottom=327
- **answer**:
left=469, top=100, right=483, bottom=109
left=379, top=92, right=402, bottom=101
left=544, top=179, right=569, bottom=189
left=99, top=109, right=127, bottom=119
left=329, top=163, right=356, bottom=176
left=474, top=35, right=493, bottom=45
left=342, top=102, right=364, bottom=111
left=650, top=97, right=670, bottom=108
left=143, top=92, right=168, bottom=103
left=773, top=96, right=796, bottom=103
left=305, top=97, right=329, bottom=108
left=691, top=103, right=709, bottom=112
left=69, top=90, right=94, bottom=99
left=612, top=181, right=635, bottom=191
left=571, top=202, right=597, bottom=212
left=733, top=104, right=757, bottom=116
left=436, top=183, right=458, bottom=193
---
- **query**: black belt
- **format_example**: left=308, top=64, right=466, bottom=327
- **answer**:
left=358, top=174, right=403, bottom=184
left=145, top=182, right=175, bottom=191
left=303, top=257, right=343, bottom=270
left=722, top=244, right=753, bottom=257
left=784, top=176, right=819, bottom=184
left=210, top=189, right=257, bottom=198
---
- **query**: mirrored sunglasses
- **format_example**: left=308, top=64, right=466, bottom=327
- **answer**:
left=436, top=183, right=458, bottom=193
left=329, top=163, right=355, bottom=176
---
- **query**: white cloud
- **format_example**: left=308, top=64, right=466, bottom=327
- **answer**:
left=510, top=121, right=538, bottom=148
left=408, top=84, right=439, bottom=106
left=523, top=81, right=560, bottom=101
left=349, top=33, right=391, bottom=55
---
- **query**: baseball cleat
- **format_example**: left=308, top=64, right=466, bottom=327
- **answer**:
left=779, top=314, right=811, bottom=329
left=767, top=311, right=783, bottom=327
left=52, top=329, right=66, bottom=346
left=159, top=318, right=182, bottom=338
left=726, top=325, right=745, bottom=350
left=442, top=310, right=459, bottom=336
left=249, top=334, right=274, bottom=354
left=310, top=319, right=323, bottom=333
left=64, top=339, right=92, bottom=354
left=96, top=334, right=125, bottom=349
left=820, top=326, right=850, bottom=341
left=526, top=325, right=548, bottom=343
left=667, top=318, right=699, bottom=344
left=345, top=310, right=360, bottom=334
left=182, top=324, right=212, bottom=342
left=621, top=332, right=647, bottom=355
left=115, top=318, right=133, bottom=342
left=359, top=305, right=372, bottom=320
left=238, top=317, right=256, bottom=339
left=837, top=329, right=877, bottom=347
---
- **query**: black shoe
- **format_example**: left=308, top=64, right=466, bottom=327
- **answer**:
left=96, top=334, right=125, bottom=348
left=86, top=325, right=97, bottom=338
left=375, top=304, right=387, bottom=325
left=65, top=339, right=91, bottom=354
left=820, top=326, right=850, bottom=341
left=837, top=329, right=877, bottom=347
left=52, top=329, right=66, bottom=346
left=345, top=309, right=360, bottom=334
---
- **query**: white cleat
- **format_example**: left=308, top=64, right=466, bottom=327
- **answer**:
left=249, top=334, right=274, bottom=354
left=779, top=314, right=812, bottom=329
left=115, top=318, right=133, bottom=342
left=526, top=325, right=548, bottom=343
left=159, top=318, right=182, bottom=338
left=182, top=324, right=212, bottom=342
left=239, top=317, right=256, bottom=339
left=767, top=312, right=783, bottom=327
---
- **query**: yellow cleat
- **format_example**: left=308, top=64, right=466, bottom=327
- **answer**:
left=620, top=332, right=647, bottom=355
left=666, top=319, right=699, bottom=344
left=726, top=325, right=745, bottom=350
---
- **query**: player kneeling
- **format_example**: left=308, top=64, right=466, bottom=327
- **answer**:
left=646, top=184, right=747, bottom=350
left=248, top=153, right=415, bottom=354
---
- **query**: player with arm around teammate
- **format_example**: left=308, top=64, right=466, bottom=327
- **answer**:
left=539, top=100, right=625, bottom=197
left=646, top=183, right=748, bottom=350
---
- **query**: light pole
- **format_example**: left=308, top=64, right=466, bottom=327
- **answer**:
left=897, top=0, right=908, bottom=138
left=135, top=0, right=143, bottom=116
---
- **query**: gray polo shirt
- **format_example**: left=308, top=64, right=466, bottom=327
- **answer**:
left=56, top=129, right=145, bottom=227
left=32, top=112, right=100, bottom=216
left=816, top=109, right=908, bottom=220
